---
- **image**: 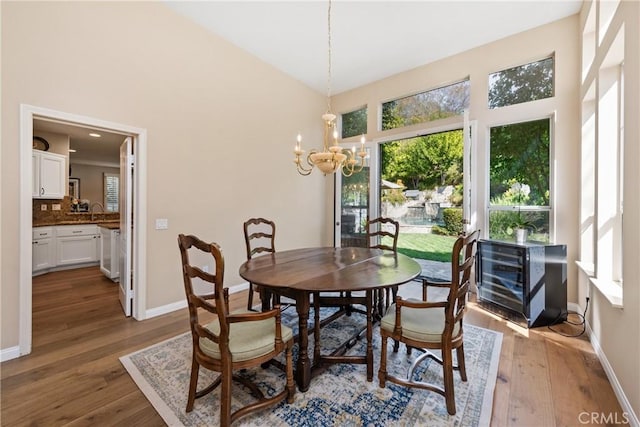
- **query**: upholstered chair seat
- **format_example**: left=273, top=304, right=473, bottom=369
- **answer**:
left=201, top=315, right=294, bottom=362
left=380, top=301, right=461, bottom=344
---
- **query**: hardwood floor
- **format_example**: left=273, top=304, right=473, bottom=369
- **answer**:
left=1, top=267, right=627, bottom=426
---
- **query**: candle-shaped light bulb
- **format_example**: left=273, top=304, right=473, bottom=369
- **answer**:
left=352, top=146, right=356, bottom=153
left=295, top=133, right=302, bottom=154
left=333, top=130, right=338, bottom=141
left=360, top=135, right=366, bottom=146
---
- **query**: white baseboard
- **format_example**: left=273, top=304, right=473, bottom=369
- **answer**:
left=144, top=282, right=250, bottom=319
left=571, top=302, right=639, bottom=427
left=1, top=346, right=21, bottom=362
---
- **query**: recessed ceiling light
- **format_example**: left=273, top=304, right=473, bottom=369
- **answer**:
left=89, top=133, right=101, bottom=138
left=68, top=149, right=77, bottom=153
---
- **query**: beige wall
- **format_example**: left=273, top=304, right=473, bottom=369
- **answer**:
left=1, top=1, right=333, bottom=349
left=577, top=0, right=640, bottom=419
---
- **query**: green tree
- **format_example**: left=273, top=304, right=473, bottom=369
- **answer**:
left=489, top=119, right=549, bottom=205
left=381, top=101, right=404, bottom=131
left=341, top=108, right=367, bottom=138
left=489, top=57, right=553, bottom=108
left=381, top=130, right=463, bottom=192
left=382, top=82, right=469, bottom=131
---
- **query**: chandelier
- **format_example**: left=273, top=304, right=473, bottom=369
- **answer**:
left=293, top=0, right=367, bottom=177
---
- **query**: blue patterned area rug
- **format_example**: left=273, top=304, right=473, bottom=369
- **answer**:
left=120, top=308, right=502, bottom=426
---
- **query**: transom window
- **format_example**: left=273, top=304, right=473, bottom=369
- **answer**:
left=381, top=80, right=470, bottom=131
left=489, top=56, right=554, bottom=109
left=341, top=107, right=367, bottom=139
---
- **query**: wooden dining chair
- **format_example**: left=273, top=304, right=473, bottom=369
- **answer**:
left=366, top=217, right=400, bottom=316
left=243, top=218, right=276, bottom=311
left=243, top=218, right=298, bottom=311
left=178, top=234, right=295, bottom=426
left=378, top=229, right=480, bottom=415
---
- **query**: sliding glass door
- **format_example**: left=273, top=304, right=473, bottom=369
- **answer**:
left=335, top=118, right=473, bottom=281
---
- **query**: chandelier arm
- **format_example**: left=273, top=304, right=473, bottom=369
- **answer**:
left=295, top=158, right=313, bottom=175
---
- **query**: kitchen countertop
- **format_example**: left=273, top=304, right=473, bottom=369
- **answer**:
left=34, top=220, right=120, bottom=227
left=98, top=222, right=120, bottom=230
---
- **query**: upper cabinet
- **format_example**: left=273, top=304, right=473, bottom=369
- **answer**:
left=33, top=150, right=66, bottom=199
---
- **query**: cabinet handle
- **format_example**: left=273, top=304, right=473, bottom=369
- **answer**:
left=72, top=230, right=82, bottom=234
left=40, top=187, right=44, bottom=195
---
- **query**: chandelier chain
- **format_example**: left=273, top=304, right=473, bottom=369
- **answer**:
left=292, top=0, right=367, bottom=177
left=326, top=0, right=332, bottom=113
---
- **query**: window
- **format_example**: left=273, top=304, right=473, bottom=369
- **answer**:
left=579, top=25, right=624, bottom=305
left=104, top=173, right=119, bottom=212
left=488, top=118, right=551, bottom=242
left=341, top=107, right=367, bottom=139
left=488, top=57, right=554, bottom=108
left=381, top=80, right=470, bottom=131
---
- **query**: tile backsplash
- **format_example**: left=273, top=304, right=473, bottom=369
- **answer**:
left=33, top=196, right=119, bottom=225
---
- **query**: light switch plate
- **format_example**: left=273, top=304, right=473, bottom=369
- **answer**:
left=40, top=204, right=47, bottom=211
left=52, top=204, right=61, bottom=211
left=155, top=218, right=169, bottom=230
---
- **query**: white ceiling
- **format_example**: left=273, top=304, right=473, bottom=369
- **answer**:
left=165, top=0, right=582, bottom=95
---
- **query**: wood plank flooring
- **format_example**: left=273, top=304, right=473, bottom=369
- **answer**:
left=1, top=267, right=628, bottom=426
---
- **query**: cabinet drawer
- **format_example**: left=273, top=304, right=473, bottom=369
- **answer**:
left=56, top=225, right=99, bottom=237
left=33, top=227, right=54, bottom=240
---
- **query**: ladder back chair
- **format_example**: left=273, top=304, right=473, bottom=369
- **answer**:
left=178, top=234, right=295, bottom=426
left=367, top=217, right=400, bottom=316
left=378, top=229, right=480, bottom=415
left=243, top=218, right=277, bottom=310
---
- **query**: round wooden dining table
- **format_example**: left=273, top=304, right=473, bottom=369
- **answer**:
left=238, top=246, right=421, bottom=391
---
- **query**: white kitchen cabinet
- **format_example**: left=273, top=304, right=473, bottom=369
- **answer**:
left=55, top=225, right=100, bottom=266
left=32, top=227, right=55, bottom=273
left=32, top=150, right=66, bottom=199
left=100, top=226, right=120, bottom=281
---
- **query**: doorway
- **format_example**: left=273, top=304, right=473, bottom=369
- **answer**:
left=19, top=104, right=148, bottom=356
left=335, top=118, right=475, bottom=282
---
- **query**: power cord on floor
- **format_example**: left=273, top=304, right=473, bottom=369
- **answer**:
left=547, top=297, right=589, bottom=337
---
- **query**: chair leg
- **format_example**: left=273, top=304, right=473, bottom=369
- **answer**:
left=365, top=290, right=373, bottom=381
left=457, top=344, right=467, bottom=382
left=220, top=363, right=233, bottom=426
left=247, top=285, right=254, bottom=311
left=378, top=334, right=388, bottom=387
left=186, top=357, right=199, bottom=412
left=285, top=341, right=296, bottom=403
left=442, top=347, right=456, bottom=415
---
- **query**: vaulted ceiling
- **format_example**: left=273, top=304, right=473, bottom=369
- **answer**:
left=166, top=1, right=582, bottom=94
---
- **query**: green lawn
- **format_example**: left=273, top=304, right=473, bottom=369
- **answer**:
left=383, top=233, right=457, bottom=262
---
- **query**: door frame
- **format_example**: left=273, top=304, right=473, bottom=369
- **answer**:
left=19, top=104, right=148, bottom=356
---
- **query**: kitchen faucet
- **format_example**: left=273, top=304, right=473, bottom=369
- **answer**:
left=90, top=202, right=105, bottom=221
